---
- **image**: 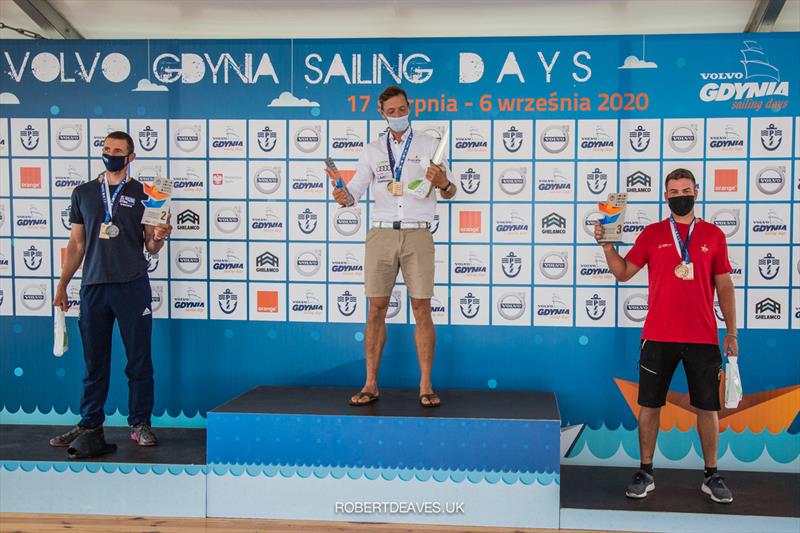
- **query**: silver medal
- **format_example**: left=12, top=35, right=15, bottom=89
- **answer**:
left=105, top=223, right=120, bottom=238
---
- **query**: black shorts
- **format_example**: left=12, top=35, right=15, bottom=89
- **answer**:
left=638, top=340, right=722, bottom=412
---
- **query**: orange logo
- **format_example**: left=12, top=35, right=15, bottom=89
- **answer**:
left=713, top=169, right=738, bottom=192
left=20, top=167, right=41, bottom=189
left=459, top=211, right=481, bottom=233
left=257, top=290, right=279, bottom=313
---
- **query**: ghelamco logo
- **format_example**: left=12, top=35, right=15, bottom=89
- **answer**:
left=699, top=40, right=789, bottom=110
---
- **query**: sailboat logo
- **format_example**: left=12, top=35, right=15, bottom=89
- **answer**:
left=740, top=41, right=780, bottom=81
left=699, top=40, right=789, bottom=103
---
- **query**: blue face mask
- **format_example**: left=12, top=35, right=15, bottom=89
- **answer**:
left=102, top=153, right=129, bottom=172
left=385, top=114, right=410, bottom=133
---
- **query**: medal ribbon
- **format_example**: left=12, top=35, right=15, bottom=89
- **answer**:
left=100, top=172, right=127, bottom=224
left=669, top=216, right=696, bottom=264
left=386, top=129, right=414, bottom=185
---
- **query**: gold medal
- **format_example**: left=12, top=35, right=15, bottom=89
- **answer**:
left=674, top=261, right=693, bottom=280
left=389, top=181, right=404, bottom=197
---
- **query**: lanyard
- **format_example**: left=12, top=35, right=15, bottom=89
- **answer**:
left=100, top=173, right=127, bottom=224
left=386, top=129, right=414, bottom=184
left=669, top=216, right=696, bottom=263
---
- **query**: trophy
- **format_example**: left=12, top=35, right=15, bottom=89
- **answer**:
left=407, top=126, right=449, bottom=199
left=141, top=177, right=173, bottom=226
left=596, top=192, right=628, bottom=243
left=325, top=157, right=354, bottom=207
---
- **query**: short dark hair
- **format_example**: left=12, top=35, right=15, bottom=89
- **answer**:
left=378, top=85, right=408, bottom=107
left=105, top=131, right=134, bottom=154
left=664, top=168, right=696, bottom=188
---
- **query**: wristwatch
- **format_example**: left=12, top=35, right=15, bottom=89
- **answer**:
left=442, top=181, right=456, bottom=194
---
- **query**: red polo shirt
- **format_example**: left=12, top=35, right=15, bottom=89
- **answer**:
left=625, top=218, right=731, bottom=345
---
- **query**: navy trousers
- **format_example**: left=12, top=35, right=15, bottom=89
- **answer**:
left=78, top=275, right=153, bottom=428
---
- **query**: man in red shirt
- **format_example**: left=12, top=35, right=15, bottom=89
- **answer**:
left=595, top=168, right=738, bottom=504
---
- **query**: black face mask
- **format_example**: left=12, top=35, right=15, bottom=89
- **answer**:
left=668, top=194, right=695, bottom=217
left=102, top=153, right=129, bottom=172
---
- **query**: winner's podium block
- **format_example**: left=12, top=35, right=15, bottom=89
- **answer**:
left=207, top=386, right=561, bottom=528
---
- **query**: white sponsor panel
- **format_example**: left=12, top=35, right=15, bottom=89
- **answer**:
left=749, top=116, right=792, bottom=159
left=0, top=118, right=7, bottom=157
left=704, top=160, right=746, bottom=202
left=210, top=281, right=247, bottom=320
left=621, top=204, right=659, bottom=245
left=50, top=198, right=72, bottom=238
left=130, top=119, right=167, bottom=158
left=15, top=279, right=51, bottom=316
left=748, top=203, right=790, bottom=245
left=249, top=161, right=286, bottom=199
left=619, top=160, right=660, bottom=202
left=533, top=203, right=572, bottom=244
left=289, top=243, right=326, bottom=283
left=170, top=281, right=208, bottom=320
left=705, top=118, right=747, bottom=158
left=619, top=119, right=661, bottom=159
left=51, top=118, right=88, bottom=157
left=576, top=162, right=616, bottom=202
left=493, top=120, right=532, bottom=160
left=249, top=282, right=286, bottom=321
left=430, top=209, right=449, bottom=244
left=289, top=161, right=327, bottom=200
left=289, top=120, right=326, bottom=159
left=575, top=287, right=616, bottom=327
left=208, top=120, right=246, bottom=159
left=248, top=201, right=287, bottom=241
left=288, top=283, right=326, bottom=322
left=493, top=162, right=532, bottom=202
left=577, top=119, right=618, bottom=160
left=11, top=119, right=48, bottom=157
left=249, top=120, right=287, bottom=159
left=172, top=201, right=207, bottom=239
left=450, top=203, right=490, bottom=243
left=89, top=119, right=127, bottom=152
left=384, top=284, right=408, bottom=324
left=662, top=119, right=704, bottom=159
left=794, top=201, right=800, bottom=246
left=747, top=288, right=788, bottom=329
left=535, top=120, right=575, bottom=160
left=434, top=244, right=449, bottom=284
left=618, top=287, right=649, bottom=328
left=62, top=278, right=82, bottom=318
left=209, top=201, right=247, bottom=240
left=450, top=285, right=489, bottom=326
left=248, top=242, right=286, bottom=281
left=576, top=203, right=605, bottom=245
left=328, top=120, right=366, bottom=160
left=209, top=241, right=247, bottom=280
left=796, top=117, right=800, bottom=158
left=662, top=160, right=704, bottom=202
left=169, top=160, right=207, bottom=199
left=51, top=159, right=87, bottom=197
left=208, top=160, right=246, bottom=199
left=51, top=238, right=69, bottom=278
left=13, top=199, right=50, bottom=237
left=492, top=245, right=531, bottom=286
left=452, top=161, right=490, bottom=201
left=618, top=244, right=649, bottom=285
left=170, top=241, right=207, bottom=280
left=534, top=162, right=574, bottom=202
left=707, top=203, right=746, bottom=245
left=792, top=289, right=800, bottom=330
left=450, top=245, right=490, bottom=285
left=149, top=280, right=169, bottom=319
left=492, top=286, right=531, bottom=326
left=12, top=158, right=50, bottom=197
left=0, top=238, right=12, bottom=277
left=749, top=160, right=790, bottom=201
left=713, top=288, right=745, bottom=330
left=409, top=284, right=448, bottom=325
left=727, top=245, right=746, bottom=287
left=328, top=283, right=365, bottom=323
left=533, top=245, right=573, bottom=286
left=329, top=204, right=365, bottom=242
left=131, top=159, right=165, bottom=186
left=0, top=278, right=13, bottom=315
left=0, top=199, right=9, bottom=237
left=748, top=246, right=790, bottom=287
left=170, top=119, right=206, bottom=158
left=451, top=120, right=491, bottom=160
left=144, top=243, right=168, bottom=280
left=412, top=120, right=450, bottom=160
left=532, top=287, right=573, bottom=327
left=575, top=245, right=616, bottom=286
left=493, top=203, right=531, bottom=244
left=0, top=158, right=8, bottom=197
left=289, top=202, right=326, bottom=241
left=328, top=243, right=365, bottom=283
left=793, top=246, right=800, bottom=287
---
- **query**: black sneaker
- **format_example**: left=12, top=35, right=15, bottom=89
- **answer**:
left=130, top=423, right=158, bottom=446
left=702, top=472, right=733, bottom=503
left=625, top=469, right=655, bottom=499
left=49, top=425, right=97, bottom=448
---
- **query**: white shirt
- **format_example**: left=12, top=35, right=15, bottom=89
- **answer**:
left=347, top=127, right=453, bottom=225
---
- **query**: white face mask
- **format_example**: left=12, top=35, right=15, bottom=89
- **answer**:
left=385, top=114, right=410, bottom=133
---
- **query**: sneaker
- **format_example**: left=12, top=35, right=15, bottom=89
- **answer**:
left=49, top=425, right=97, bottom=448
left=130, top=423, right=158, bottom=446
left=625, top=469, right=655, bottom=499
left=701, top=473, right=733, bottom=503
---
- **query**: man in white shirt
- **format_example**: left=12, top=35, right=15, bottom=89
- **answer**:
left=329, top=86, right=456, bottom=407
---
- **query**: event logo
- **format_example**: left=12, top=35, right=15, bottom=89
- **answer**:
left=539, top=251, right=569, bottom=280
left=19, top=124, right=40, bottom=151
left=174, top=125, right=202, bottom=153
left=331, top=127, right=364, bottom=151
left=22, top=244, right=43, bottom=270
left=21, top=284, right=47, bottom=311
left=145, top=250, right=159, bottom=273
left=0, top=251, right=9, bottom=271
left=137, top=125, right=159, bottom=152
left=755, top=166, right=786, bottom=195
left=453, top=252, right=487, bottom=277
left=176, top=209, right=201, bottom=232
left=56, top=124, right=82, bottom=152
left=459, top=167, right=481, bottom=195
left=431, top=213, right=440, bottom=235
left=151, top=286, right=164, bottom=313
left=540, top=125, right=569, bottom=154
left=291, top=290, right=324, bottom=315
left=541, top=212, right=566, bottom=235
left=760, top=123, right=783, bottom=151
left=213, top=205, right=242, bottom=234
left=250, top=206, right=284, bottom=233
left=501, top=251, right=522, bottom=278
left=459, top=291, right=481, bottom=319
left=501, top=126, right=524, bottom=153
left=256, top=290, right=279, bottom=314
left=211, top=249, right=245, bottom=274
left=294, top=125, right=321, bottom=153
left=699, top=41, right=790, bottom=105
left=386, top=289, right=402, bottom=319
left=217, top=288, right=239, bottom=314
left=253, top=165, right=282, bottom=195
left=729, top=258, right=744, bottom=278
left=174, top=287, right=205, bottom=312
left=580, top=125, right=615, bottom=151
left=536, top=294, right=570, bottom=319
left=297, top=207, right=318, bottom=234
left=586, top=167, right=607, bottom=195
left=714, top=299, right=725, bottom=322
left=668, top=124, right=698, bottom=153
left=59, top=206, right=72, bottom=231
left=708, top=124, right=745, bottom=150
left=628, top=125, right=651, bottom=152
left=256, top=126, right=278, bottom=153
left=16, top=206, right=48, bottom=231
left=757, top=252, right=780, bottom=280
left=582, top=209, right=604, bottom=237
left=495, top=210, right=529, bottom=236
left=294, top=249, right=322, bottom=277
left=585, top=293, right=607, bottom=321
left=255, top=250, right=279, bottom=274
left=454, top=128, right=488, bottom=150
left=579, top=254, right=613, bottom=279
left=538, top=168, right=571, bottom=194
left=135, top=164, right=162, bottom=186
left=291, top=169, right=324, bottom=193
left=623, top=293, right=648, bottom=322
left=430, top=296, right=446, bottom=317
left=751, top=209, right=788, bottom=236
left=92, top=125, right=116, bottom=148
left=623, top=210, right=652, bottom=234
left=710, top=208, right=741, bottom=237
left=211, top=126, right=244, bottom=151
left=336, top=290, right=358, bottom=317
left=754, top=297, right=781, bottom=320
left=497, top=292, right=526, bottom=321
left=498, top=167, right=527, bottom=196
left=176, top=246, right=203, bottom=274
left=172, top=166, right=204, bottom=194
left=53, top=165, right=84, bottom=189
left=333, top=208, right=361, bottom=237
left=625, top=170, right=652, bottom=194
left=331, top=251, right=363, bottom=275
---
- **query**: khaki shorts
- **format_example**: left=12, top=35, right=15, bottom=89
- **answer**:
left=364, top=228, right=434, bottom=299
